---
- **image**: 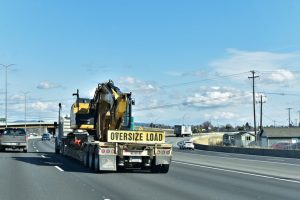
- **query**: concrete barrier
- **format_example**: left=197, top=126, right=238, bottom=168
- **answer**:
left=194, top=144, right=300, bottom=159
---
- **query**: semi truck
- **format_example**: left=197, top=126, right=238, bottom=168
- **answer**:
left=55, top=80, right=172, bottom=173
left=174, top=125, right=193, bottom=137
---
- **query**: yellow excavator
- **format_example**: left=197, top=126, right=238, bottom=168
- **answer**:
left=57, top=80, right=172, bottom=173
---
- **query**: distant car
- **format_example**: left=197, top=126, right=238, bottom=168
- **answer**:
left=41, top=133, right=51, bottom=141
left=179, top=141, right=194, bottom=150
left=271, top=142, right=290, bottom=150
left=283, top=142, right=300, bottom=150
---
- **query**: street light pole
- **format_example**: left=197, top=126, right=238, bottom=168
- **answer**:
left=0, top=64, right=14, bottom=128
left=22, top=92, right=30, bottom=132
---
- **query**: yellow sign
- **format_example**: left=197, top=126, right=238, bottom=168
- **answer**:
left=107, top=130, right=165, bottom=144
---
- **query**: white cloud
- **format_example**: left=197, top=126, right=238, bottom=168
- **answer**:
left=269, top=69, right=295, bottom=82
left=9, top=94, right=24, bottom=101
left=166, top=70, right=207, bottom=77
left=210, top=48, right=300, bottom=74
left=204, top=111, right=238, bottom=120
left=118, top=76, right=159, bottom=94
left=184, top=86, right=252, bottom=108
left=30, top=101, right=58, bottom=112
left=37, top=81, right=61, bottom=89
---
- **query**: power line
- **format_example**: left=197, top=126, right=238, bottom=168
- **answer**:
left=259, top=92, right=300, bottom=97
left=134, top=93, right=251, bottom=111
left=130, top=72, right=249, bottom=92
left=160, top=72, right=249, bottom=89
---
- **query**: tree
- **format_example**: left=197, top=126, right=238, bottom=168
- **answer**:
left=202, top=121, right=213, bottom=131
left=245, top=122, right=251, bottom=131
left=225, top=124, right=233, bottom=131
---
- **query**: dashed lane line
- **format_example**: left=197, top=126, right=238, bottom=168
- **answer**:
left=54, top=166, right=64, bottom=172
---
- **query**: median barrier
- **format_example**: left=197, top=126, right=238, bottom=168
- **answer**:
left=194, top=144, right=300, bottom=159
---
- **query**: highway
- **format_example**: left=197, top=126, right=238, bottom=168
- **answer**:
left=0, top=138, right=300, bottom=200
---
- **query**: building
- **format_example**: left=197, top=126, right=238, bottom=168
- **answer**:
left=260, top=127, right=300, bottom=148
left=223, top=131, right=256, bottom=147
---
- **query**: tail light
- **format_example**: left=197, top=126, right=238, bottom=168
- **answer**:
left=157, top=149, right=171, bottom=155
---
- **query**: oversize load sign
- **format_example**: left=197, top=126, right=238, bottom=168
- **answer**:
left=107, top=130, right=165, bottom=144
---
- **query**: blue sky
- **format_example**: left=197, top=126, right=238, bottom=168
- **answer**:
left=0, top=0, right=300, bottom=127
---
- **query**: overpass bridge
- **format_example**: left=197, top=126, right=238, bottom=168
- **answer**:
left=0, top=122, right=57, bottom=135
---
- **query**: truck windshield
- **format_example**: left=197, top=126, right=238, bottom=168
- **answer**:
left=3, top=129, right=26, bottom=135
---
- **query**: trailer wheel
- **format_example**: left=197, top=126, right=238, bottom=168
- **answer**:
left=150, top=164, right=159, bottom=173
left=159, top=164, right=170, bottom=173
left=83, top=150, right=89, bottom=167
left=23, top=148, right=28, bottom=153
left=88, top=147, right=94, bottom=169
left=94, top=147, right=99, bottom=172
left=60, top=143, right=65, bottom=155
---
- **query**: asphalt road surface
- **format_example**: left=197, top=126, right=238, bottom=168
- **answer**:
left=0, top=138, right=300, bottom=200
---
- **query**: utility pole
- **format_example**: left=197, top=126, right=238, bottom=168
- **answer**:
left=248, top=70, right=259, bottom=140
left=22, top=92, right=30, bottom=132
left=0, top=64, right=14, bottom=128
left=257, top=95, right=266, bottom=132
left=273, top=120, right=276, bottom=128
left=298, top=111, right=300, bottom=127
left=287, top=108, right=293, bottom=127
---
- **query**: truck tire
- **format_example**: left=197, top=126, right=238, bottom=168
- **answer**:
left=150, top=164, right=159, bottom=173
left=60, top=143, right=65, bottom=155
left=94, top=147, right=99, bottom=172
left=55, top=148, right=60, bottom=154
left=88, top=147, right=94, bottom=169
left=0, top=148, right=5, bottom=152
left=159, top=164, right=169, bottom=173
left=23, top=148, right=28, bottom=153
left=83, top=151, right=89, bottom=167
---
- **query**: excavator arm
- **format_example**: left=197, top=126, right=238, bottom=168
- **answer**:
left=89, top=80, right=133, bottom=141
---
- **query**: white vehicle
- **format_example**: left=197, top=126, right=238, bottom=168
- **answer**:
left=174, top=125, right=192, bottom=137
left=179, top=141, right=194, bottom=150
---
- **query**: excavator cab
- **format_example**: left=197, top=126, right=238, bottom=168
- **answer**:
left=70, top=90, right=94, bottom=131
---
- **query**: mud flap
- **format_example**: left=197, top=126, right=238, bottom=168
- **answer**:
left=99, top=155, right=117, bottom=171
left=155, top=156, right=172, bottom=165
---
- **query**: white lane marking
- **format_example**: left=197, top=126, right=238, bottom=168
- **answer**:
left=33, top=146, right=36, bottom=149
left=175, top=151, right=300, bottom=167
left=173, top=161, right=300, bottom=184
left=54, top=166, right=64, bottom=172
left=104, top=199, right=111, bottom=200
left=41, top=155, right=46, bottom=158
left=36, top=149, right=39, bottom=152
